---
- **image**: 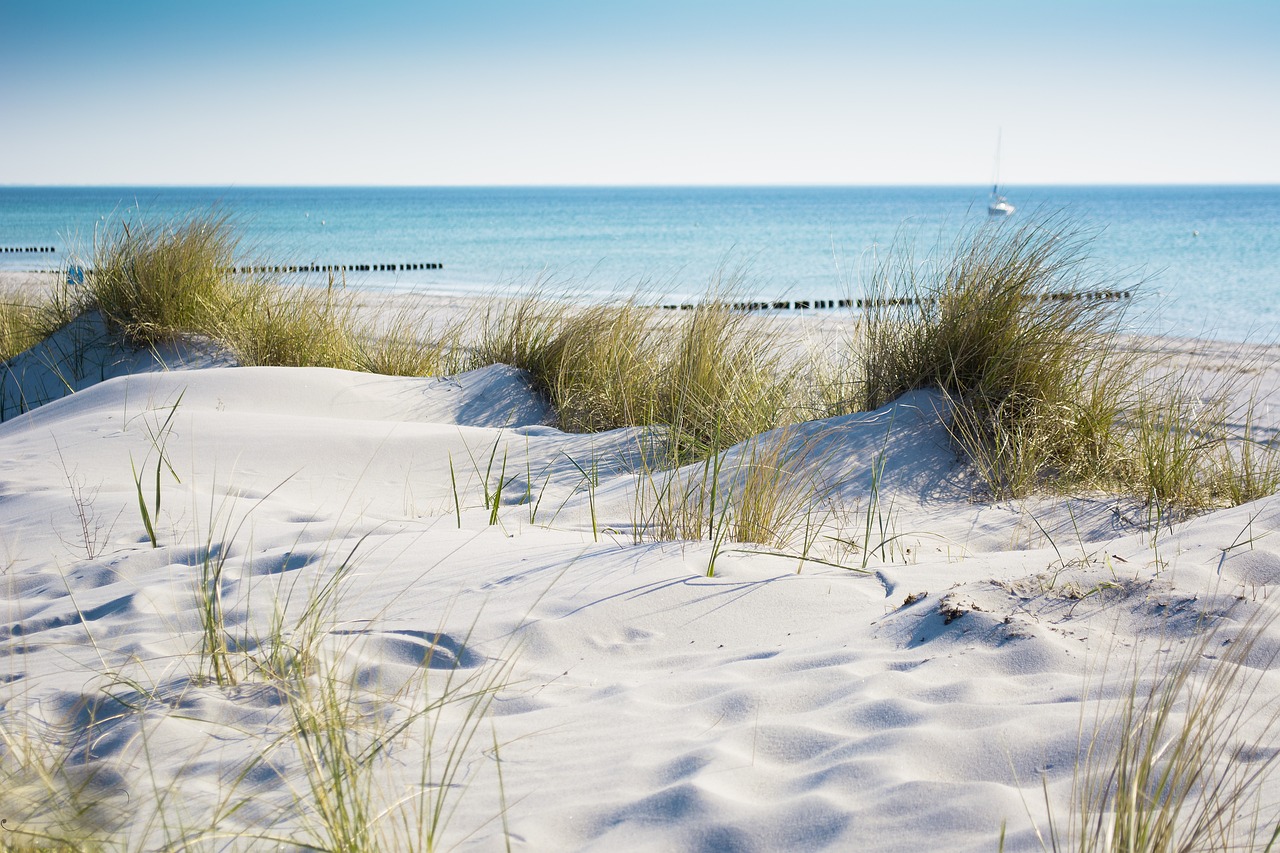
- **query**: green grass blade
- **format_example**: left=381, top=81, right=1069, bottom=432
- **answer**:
left=131, top=456, right=158, bottom=548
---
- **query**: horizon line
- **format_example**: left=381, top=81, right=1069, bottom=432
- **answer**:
left=4, top=181, right=1279, bottom=190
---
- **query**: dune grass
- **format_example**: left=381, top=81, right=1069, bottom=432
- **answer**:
left=79, top=214, right=243, bottom=348
left=42, top=213, right=465, bottom=375
left=0, top=626, right=508, bottom=853
left=353, top=299, right=469, bottom=378
left=471, top=283, right=797, bottom=462
left=461, top=217, right=1277, bottom=525
left=727, top=428, right=835, bottom=550
left=853, top=218, right=1125, bottom=413
left=0, top=290, right=46, bottom=361
left=286, top=620, right=513, bottom=853
left=851, top=217, right=1135, bottom=497
left=213, top=278, right=361, bottom=369
left=849, top=216, right=1280, bottom=510
left=56, top=211, right=353, bottom=367
left=462, top=217, right=1276, bottom=558
left=1042, top=612, right=1280, bottom=852
left=629, top=424, right=847, bottom=575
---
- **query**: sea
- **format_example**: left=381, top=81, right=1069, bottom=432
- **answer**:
left=1, top=185, right=1277, bottom=342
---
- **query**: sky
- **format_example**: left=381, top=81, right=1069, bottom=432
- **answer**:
left=1, top=0, right=1277, bottom=185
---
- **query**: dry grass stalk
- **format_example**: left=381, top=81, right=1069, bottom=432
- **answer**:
left=1044, top=612, right=1280, bottom=852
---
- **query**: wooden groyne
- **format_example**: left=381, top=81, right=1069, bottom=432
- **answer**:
left=46, top=262, right=446, bottom=278
left=660, top=291, right=1133, bottom=311
left=3, top=257, right=444, bottom=273
left=231, top=262, right=444, bottom=274
left=1, top=246, right=56, bottom=253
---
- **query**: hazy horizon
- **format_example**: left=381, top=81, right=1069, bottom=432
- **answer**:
left=5, top=181, right=1280, bottom=189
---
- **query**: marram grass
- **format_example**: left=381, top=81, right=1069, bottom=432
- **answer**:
left=0, top=290, right=46, bottom=361
left=849, top=215, right=1280, bottom=509
left=82, top=213, right=241, bottom=348
left=1041, top=612, right=1280, bottom=852
left=471, top=282, right=798, bottom=462
left=54, top=213, right=464, bottom=373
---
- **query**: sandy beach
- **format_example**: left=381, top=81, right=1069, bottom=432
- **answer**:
left=3, top=278, right=1280, bottom=850
left=5, top=0, right=1279, bottom=843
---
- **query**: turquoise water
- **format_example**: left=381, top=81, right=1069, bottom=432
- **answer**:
left=1, top=185, right=1277, bottom=340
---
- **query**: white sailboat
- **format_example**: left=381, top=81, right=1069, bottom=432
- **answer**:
left=988, top=190, right=1015, bottom=217
left=988, top=131, right=1015, bottom=217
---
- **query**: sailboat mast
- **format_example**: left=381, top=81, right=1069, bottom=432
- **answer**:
left=992, top=128, right=1003, bottom=192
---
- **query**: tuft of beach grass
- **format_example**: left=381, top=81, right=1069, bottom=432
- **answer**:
left=470, top=278, right=798, bottom=463
left=0, top=289, right=45, bottom=362
left=1042, top=610, right=1280, bottom=852
left=845, top=215, right=1279, bottom=512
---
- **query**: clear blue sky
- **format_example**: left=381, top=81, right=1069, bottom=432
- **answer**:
left=2, top=0, right=1276, bottom=185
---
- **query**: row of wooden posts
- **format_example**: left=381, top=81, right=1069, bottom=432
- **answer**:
left=231, top=262, right=444, bottom=274
left=55, top=263, right=444, bottom=283
left=41, top=257, right=1133, bottom=311
left=0, top=251, right=445, bottom=270
left=661, top=291, right=1133, bottom=311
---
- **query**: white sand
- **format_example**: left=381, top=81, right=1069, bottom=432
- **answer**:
left=3, top=309, right=1280, bottom=850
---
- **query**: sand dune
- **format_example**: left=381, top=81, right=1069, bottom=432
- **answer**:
left=2, top=326, right=1279, bottom=850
